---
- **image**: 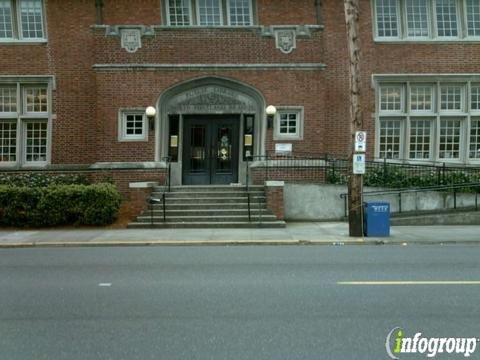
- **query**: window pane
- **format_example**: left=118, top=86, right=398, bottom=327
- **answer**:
left=168, top=0, right=191, bottom=26
left=228, top=0, right=251, bottom=26
left=376, top=0, right=399, bottom=37
left=20, top=0, right=44, bottom=39
left=436, top=0, right=458, bottom=37
left=24, top=87, right=47, bottom=113
left=125, top=114, right=144, bottom=137
left=467, top=0, right=480, bottom=37
left=0, top=121, right=16, bottom=162
left=406, top=0, right=429, bottom=37
left=379, top=118, right=401, bottom=159
left=380, top=86, right=403, bottom=111
left=0, top=0, right=13, bottom=38
left=198, top=0, right=222, bottom=26
left=470, top=118, right=480, bottom=158
left=25, top=121, right=47, bottom=162
left=439, top=118, right=462, bottom=159
left=409, top=119, right=432, bottom=159
left=0, top=87, right=17, bottom=112
left=410, top=85, right=433, bottom=111
left=440, top=85, right=463, bottom=111
left=277, top=112, right=298, bottom=135
left=471, top=85, right=480, bottom=111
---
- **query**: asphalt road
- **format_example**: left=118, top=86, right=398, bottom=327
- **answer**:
left=1, top=245, right=480, bottom=360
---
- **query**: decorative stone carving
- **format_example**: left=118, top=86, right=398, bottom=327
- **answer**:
left=104, top=25, right=155, bottom=53
left=260, top=25, right=322, bottom=54
left=167, top=86, right=257, bottom=114
left=275, top=29, right=296, bottom=54
left=121, top=29, right=142, bottom=53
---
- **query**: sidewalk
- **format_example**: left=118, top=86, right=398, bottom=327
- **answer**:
left=0, top=222, right=479, bottom=247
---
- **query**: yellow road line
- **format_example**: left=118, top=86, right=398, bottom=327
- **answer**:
left=338, top=281, right=480, bottom=285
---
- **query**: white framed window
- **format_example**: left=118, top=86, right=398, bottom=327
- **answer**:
left=440, top=84, right=464, bottom=112
left=23, top=86, right=47, bottom=114
left=119, top=110, right=147, bottom=141
left=167, top=0, right=192, bottom=26
left=469, top=118, right=480, bottom=159
left=274, top=107, right=304, bottom=140
left=0, top=79, right=51, bottom=167
left=164, top=0, right=254, bottom=26
left=410, top=84, right=434, bottom=112
left=373, top=0, right=480, bottom=41
left=471, top=84, right=480, bottom=111
left=375, top=0, right=400, bottom=38
left=435, top=0, right=459, bottom=37
left=466, top=0, right=480, bottom=37
left=379, top=118, right=403, bottom=159
left=406, top=0, right=430, bottom=38
left=197, top=0, right=222, bottom=25
left=0, top=0, right=45, bottom=41
left=375, top=77, right=480, bottom=164
left=227, top=0, right=252, bottom=26
left=409, top=118, right=433, bottom=159
left=0, top=120, right=17, bottom=163
left=24, top=120, right=47, bottom=164
left=0, top=86, right=17, bottom=113
left=439, top=118, right=463, bottom=159
left=380, top=85, right=404, bottom=112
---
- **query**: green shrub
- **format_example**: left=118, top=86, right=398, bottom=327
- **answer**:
left=0, top=183, right=122, bottom=227
left=0, top=173, right=89, bottom=187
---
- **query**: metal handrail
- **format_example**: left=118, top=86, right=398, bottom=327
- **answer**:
left=340, top=182, right=480, bottom=217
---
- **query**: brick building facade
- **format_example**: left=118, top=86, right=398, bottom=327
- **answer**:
left=1, top=0, right=480, bottom=195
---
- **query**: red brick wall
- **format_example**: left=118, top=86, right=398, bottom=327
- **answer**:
left=265, top=184, right=284, bottom=220
left=3, top=0, right=478, bottom=175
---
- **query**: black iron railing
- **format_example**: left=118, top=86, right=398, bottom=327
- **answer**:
left=340, top=182, right=480, bottom=218
left=149, top=156, right=171, bottom=226
left=247, top=152, right=480, bottom=188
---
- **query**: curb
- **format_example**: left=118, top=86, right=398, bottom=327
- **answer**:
left=1, top=239, right=480, bottom=248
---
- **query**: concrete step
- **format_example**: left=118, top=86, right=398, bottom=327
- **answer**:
left=151, top=191, right=265, bottom=198
left=148, top=203, right=267, bottom=210
left=127, top=221, right=287, bottom=229
left=135, top=214, right=278, bottom=223
left=154, top=185, right=264, bottom=192
left=141, top=209, right=272, bottom=216
left=163, top=197, right=266, bottom=204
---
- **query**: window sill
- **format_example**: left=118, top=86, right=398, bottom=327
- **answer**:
left=0, top=39, right=47, bottom=45
left=374, top=37, right=480, bottom=44
left=118, top=137, right=148, bottom=142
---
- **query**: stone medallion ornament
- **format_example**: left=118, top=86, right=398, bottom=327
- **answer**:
left=121, top=29, right=142, bottom=53
left=275, top=29, right=296, bottom=54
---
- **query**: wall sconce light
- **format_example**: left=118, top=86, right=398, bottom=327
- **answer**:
left=266, top=105, right=277, bottom=129
left=145, top=106, right=157, bottom=131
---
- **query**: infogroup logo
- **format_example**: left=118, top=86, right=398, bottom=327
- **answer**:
left=385, top=327, right=478, bottom=359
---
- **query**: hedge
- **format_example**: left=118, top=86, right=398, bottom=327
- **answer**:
left=0, top=183, right=122, bottom=227
left=0, top=173, right=89, bottom=187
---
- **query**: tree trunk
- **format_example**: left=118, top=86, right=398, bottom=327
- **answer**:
left=344, top=0, right=364, bottom=237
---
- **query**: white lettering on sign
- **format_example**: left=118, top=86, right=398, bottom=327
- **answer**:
left=372, top=205, right=389, bottom=212
left=353, top=153, right=366, bottom=174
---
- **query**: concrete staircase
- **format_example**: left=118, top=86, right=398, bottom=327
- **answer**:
left=128, top=185, right=286, bottom=228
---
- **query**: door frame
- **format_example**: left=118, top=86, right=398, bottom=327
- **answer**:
left=182, top=114, right=240, bottom=185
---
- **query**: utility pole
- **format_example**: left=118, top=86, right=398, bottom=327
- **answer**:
left=344, top=0, right=363, bottom=237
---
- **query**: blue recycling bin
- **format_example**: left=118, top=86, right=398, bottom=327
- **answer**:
left=363, top=202, right=390, bottom=237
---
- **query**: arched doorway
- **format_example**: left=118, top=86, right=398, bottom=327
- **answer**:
left=156, top=77, right=266, bottom=185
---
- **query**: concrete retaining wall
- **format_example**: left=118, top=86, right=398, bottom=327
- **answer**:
left=284, top=184, right=479, bottom=221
